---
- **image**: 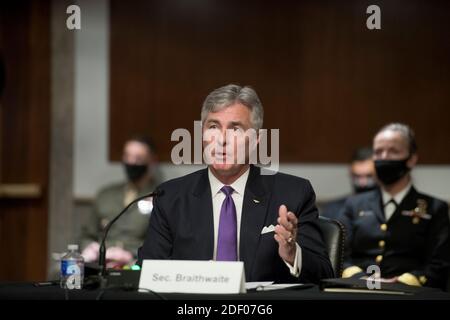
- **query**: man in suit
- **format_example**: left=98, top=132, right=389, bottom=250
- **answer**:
left=138, top=84, right=333, bottom=283
left=341, top=123, right=450, bottom=289
left=321, top=147, right=376, bottom=220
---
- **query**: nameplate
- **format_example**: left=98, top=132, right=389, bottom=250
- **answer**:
left=138, top=260, right=246, bottom=294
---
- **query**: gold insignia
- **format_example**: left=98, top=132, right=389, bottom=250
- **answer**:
left=415, top=199, right=428, bottom=215
left=380, top=224, right=387, bottom=231
left=375, top=255, right=383, bottom=263
left=402, top=199, right=431, bottom=222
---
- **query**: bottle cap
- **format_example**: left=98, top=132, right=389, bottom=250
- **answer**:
left=67, top=244, right=79, bottom=251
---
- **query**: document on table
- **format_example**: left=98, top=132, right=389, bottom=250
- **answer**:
left=245, top=282, right=305, bottom=291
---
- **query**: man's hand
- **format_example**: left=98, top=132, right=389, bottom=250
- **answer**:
left=105, top=246, right=134, bottom=269
left=81, top=242, right=100, bottom=263
left=274, top=204, right=298, bottom=265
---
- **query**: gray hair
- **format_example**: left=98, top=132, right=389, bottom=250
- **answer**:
left=376, top=122, right=418, bottom=154
left=201, top=84, right=264, bottom=130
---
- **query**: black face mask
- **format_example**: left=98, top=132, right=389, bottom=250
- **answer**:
left=374, top=158, right=410, bottom=186
left=353, top=178, right=377, bottom=194
left=124, top=163, right=148, bottom=182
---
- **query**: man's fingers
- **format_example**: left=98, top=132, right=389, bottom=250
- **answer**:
left=278, top=213, right=296, bottom=231
left=275, top=224, right=293, bottom=241
left=274, top=234, right=287, bottom=246
left=278, top=217, right=293, bottom=232
left=286, top=212, right=298, bottom=225
left=277, top=205, right=298, bottom=245
left=278, top=204, right=288, bottom=219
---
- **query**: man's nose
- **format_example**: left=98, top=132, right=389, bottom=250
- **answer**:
left=358, top=176, right=369, bottom=186
left=380, top=151, right=390, bottom=159
left=217, top=129, right=227, bottom=145
left=124, top=156, right=139, bottom=165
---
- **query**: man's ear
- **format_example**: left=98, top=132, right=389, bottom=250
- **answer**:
left=407, top=153, right=418, bottom=168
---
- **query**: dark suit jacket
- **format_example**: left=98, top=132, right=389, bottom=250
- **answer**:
left=341, top=187, right=450, bottom=289
left=138, top=165, right=333, bottom=283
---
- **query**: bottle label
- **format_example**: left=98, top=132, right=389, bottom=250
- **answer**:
left=61, top=260, right=84, bottom=289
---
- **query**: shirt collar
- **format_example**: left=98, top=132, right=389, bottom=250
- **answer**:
left=381, top=182, right=413, bottom=206
left=208, top=166, right=250, bottom=197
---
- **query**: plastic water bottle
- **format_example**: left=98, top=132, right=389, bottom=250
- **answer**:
left=60, top=244, right=84, bottom=289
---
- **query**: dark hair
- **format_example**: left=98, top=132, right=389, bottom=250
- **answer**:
left=351, top=147, right=373, bottom=162
left=127, top=135, right=156, bottom=154
left=376, top=123, right=418, bottom=154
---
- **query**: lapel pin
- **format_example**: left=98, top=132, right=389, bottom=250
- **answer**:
left=253, top=199, right=260, bottom=204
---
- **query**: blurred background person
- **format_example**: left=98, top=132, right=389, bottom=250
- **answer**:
left=80, top=136, right=161, bottom=268
left=321, top=147, right=377, bottom=220
left=341, top=123, right=450, bottom=289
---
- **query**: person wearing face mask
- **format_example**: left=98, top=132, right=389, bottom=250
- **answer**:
left=321, top=147, right=377, bottom=220
left=341, top=123, right=450, bottom=289
left=80, top=136, right=161, bottom=268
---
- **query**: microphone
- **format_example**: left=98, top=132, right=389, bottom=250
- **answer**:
left=97, top=189, right=163, bottom=285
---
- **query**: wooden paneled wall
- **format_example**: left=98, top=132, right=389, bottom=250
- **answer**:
left=0, top=0, right=50, bottom=281
left=109, top=0, right=450, bottom=163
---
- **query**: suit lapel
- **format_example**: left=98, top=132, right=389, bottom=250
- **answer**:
left=192, top=169, right=215, bottom=260
left=240, top=165, right=270, bottom=278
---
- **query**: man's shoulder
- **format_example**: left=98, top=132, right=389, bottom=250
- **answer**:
left=413, top=188, right=449, bottom=211
left=345, top=189, right=378, bottom=206
left=261, top=167, right=311, bottom=186
left=156, top=167, right=206, bottom=194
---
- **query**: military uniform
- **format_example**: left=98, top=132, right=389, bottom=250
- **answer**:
left=340, top=186, right=450, bottom=289
left=80, top=181, right=157, bottom=258
left=321, top=196, right=347, bottom=220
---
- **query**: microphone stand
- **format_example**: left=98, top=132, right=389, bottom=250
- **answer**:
left=96, top=190, right=161, bottom=289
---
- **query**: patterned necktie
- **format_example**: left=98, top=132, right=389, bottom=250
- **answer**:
left=216, top=186, right=237, bottom=261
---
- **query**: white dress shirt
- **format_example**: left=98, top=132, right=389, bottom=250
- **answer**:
left=381, top=182, right=412, bottom=221
left=208, top=167, right=301, bottom=277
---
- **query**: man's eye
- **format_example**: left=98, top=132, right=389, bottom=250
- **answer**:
left=233, top=126, right=241, bottom=131
left=209, top=125, right=217, bottom=129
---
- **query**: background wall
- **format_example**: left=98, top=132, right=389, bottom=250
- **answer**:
left=1, top=0, right=449, bottom=282
left=109, top=0, right=450, bottom=164
left=0, top=0, right=50, bottom=281
left=74, top=0, right=450, bottom=203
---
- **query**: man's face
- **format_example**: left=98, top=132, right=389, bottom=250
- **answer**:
left=373, top=130, right=417, bottom=167
left=350, top=159, right=375, bottom=190
left=373, top=130, right=409, bottom=160
left=122, top=141, right=152, bottom=165
left=202, top=103, right=255, bottom=177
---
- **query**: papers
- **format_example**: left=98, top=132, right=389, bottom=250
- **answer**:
left=245, top=281, right=273, bottom=290
left=323, top=288, right=411, bottom=295
left=245, top=282, right=305, bottom=291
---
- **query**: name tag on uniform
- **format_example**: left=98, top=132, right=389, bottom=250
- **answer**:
left=139, top=260, right=246, bottom=294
